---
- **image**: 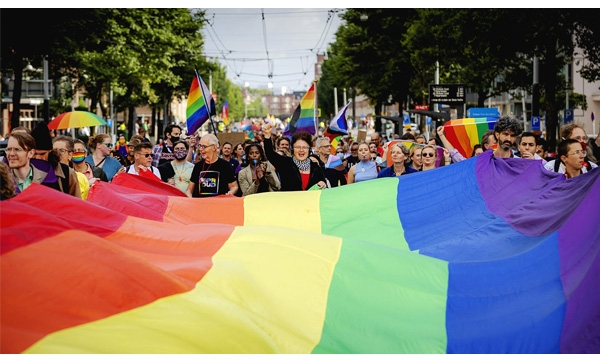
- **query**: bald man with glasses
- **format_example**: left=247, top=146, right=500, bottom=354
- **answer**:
left=185, top=134, right=238, bottom=198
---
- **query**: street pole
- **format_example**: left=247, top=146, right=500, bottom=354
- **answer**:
left=43, top=56, right=49, bottom=124
left=434, top=61, right=439, bottom=113
left=531, top=56, right=540, bottom=134
left=334, top=87, right=338, bottom=114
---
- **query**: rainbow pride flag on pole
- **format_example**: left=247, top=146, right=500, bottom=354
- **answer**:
left=284, top=82, right=316, bottom=137
left=1, top=155, right=599, bottom=353
left=186, top=70, right=214, bottom=135
left=222, top=100, right=230, bottom=126
left=442, top=117, right=497, bottom=158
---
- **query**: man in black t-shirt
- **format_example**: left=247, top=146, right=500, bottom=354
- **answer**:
left=185, top=134, right=238, bottom=198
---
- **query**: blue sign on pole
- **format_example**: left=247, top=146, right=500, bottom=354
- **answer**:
left=403, top=115, right=410, bottom=125
left=592, top=111, right=595, bottom=122
left=467, top=108, right=500, bottom=118
left=564, top=109, right=573, bottom=124
left=531, top=116, right=540, bottom=131
left=425, top=116, right=432, bottom=125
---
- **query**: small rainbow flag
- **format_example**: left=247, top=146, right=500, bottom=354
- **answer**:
left=442, top=118, right=497, bottom=158
left=222, top=100, right=230, bottom=126
left=186, top=71, right=213, bottom=135
left=284, top=83, right=316, bottom=136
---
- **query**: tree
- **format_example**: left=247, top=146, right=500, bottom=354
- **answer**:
left=323, top=9, right=416, bottom=134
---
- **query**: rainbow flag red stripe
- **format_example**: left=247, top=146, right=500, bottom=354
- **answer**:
left=2, top=157, right=599, bottom=353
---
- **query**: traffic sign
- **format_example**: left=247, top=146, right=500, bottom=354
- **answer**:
left=531, top=116, right=540, bottom=131
left=403, top=115, right=410, bottom=125
left=426, top=116, right=432, bottom=125
left=564, top=109, right=573, bottom=124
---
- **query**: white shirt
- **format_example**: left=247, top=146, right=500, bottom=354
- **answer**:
left=126, top=164, right=162, bottom=179
left=544, top=159, right=597, bottom=174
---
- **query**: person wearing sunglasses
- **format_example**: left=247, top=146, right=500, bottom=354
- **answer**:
left=421, top=145, right=438, bottom=171
left=125, top=142, right=162, bottom=181
left=85, top=134, right=125, bottom=182
left=53, top=135, right=89, bottom=200
left=544, top=122, right=597, bottom=174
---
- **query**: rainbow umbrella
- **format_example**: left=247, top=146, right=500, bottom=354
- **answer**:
left=47, top=111, right=107, bottom=130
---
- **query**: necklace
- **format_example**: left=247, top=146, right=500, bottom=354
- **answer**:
left=172, top=162, right=187, bottom=182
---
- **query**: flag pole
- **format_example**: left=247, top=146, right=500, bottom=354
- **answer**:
left=195, top=70, right=218, bottom=135
left=313, top=80, right=318, bottom=135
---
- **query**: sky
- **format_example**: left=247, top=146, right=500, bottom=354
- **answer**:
left=200, top=8, right=344, bottom=94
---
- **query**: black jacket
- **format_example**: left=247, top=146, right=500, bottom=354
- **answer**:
left=264, top=137, right=326, bottom=191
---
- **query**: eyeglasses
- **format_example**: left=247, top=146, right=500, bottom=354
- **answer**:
left=173, top=148, right=187, bottom=152
left=293, top=146, right=310, bottom=150
left=573, top=136, right=588, bottom=142
left=137, top=153, right=154, bottom=158
left=568, top=150, right=586, bottom=157
left=5, top=147, right=27, bottom=153
left=351, top=148, right=358, bottom=152
left=102, top=142, right=114, bottom=148
left=53, top=148, right=70, bottom=155
left=422, top=153, right=435, bottom=157
left=320, top=145, right=332, bottom=149
left=198, top=144, right=214, bottom=149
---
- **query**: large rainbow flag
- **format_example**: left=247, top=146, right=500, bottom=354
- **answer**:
left=443, top=117, right=498, bottom=158
left=283, top=83, right=316, bottom=137
left=186, top=71, right=213, bottom=135
left=1, top=153, right=599, bottom=353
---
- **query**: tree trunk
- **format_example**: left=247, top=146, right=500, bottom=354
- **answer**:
left=374, top=101, right=382, bottom=133
left=477, top=89, right=487, bottom=108
left=127, top=104, right=136, bottom=140
left=10, top=62, right=23, bottom=130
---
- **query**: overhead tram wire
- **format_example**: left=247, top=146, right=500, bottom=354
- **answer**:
left=261, top=9, right=274, bottom=79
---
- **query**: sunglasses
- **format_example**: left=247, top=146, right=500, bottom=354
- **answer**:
left=422, top=152, right=435, bottom=157
left=138, top=153, right=154, bottom=158
left=102, top=142, right=114, bottom=148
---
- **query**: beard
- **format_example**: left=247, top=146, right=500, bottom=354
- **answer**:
left=500, top=141, right=512, bottom=150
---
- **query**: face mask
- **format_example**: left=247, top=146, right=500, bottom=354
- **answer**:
left=337, top=153, right=344, bottom=158
left=174, top=150, right=188, bottom=160
left=72, top=151, right=86, bottom=163
left=170, top=136, right=180, bottom=143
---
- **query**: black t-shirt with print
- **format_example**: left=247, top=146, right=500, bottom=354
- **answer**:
left=190, top=158, right=235, bottom=198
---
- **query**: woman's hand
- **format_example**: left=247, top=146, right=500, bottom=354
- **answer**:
left=262, top=122, right=273, bottom=138
left=317, top=181, right=327, bottom=189
left=437, top=125, right=445, bottom=137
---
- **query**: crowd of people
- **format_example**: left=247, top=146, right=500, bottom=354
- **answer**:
left=2, top=116, right=599, bottom=201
